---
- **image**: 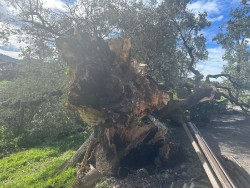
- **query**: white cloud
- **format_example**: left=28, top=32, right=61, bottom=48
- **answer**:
left=0, top=2, right=10, bottom=17
left=197, top=47, right=227, bottom=77
left=0, top=0, right=67, bottom=59
left=42, top=0, right=66, bottom=11
left=187, top=0, right=221, bottom=15
left=0, top=49, right=21, bottom=59
left=209, top=15, right=224, bottom=22
left=0, top=44, right=19, bottom=52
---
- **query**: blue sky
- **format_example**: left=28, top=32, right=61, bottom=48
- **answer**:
left=0, top=0, right=242, bottom=77
left=187, top=0, right=241, bottom=76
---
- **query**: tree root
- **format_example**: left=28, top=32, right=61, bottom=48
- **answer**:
left=57, top=132, right=98, bottom=174
left=73, top=165, right=103, bottom=188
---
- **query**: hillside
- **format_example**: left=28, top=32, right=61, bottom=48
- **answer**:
left=0, top=53, right=20, bottom=63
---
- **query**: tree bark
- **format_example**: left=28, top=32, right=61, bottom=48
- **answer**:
left=56, top=34, right=180, bottom=187
left=55, top=33, right=230, bottom=188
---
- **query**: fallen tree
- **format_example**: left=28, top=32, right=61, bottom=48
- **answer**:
left=2, top=1, right=249, bottom=187
left=56, top=33, right=249, bottom=188
left=56, top=33, right=180, bottom=187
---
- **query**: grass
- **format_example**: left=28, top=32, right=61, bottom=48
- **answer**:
left=0, top=80, right=11, bottom=90
left=0, top=132, right=89, bottom=188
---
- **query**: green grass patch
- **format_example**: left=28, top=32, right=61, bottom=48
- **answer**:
left=0, top=80, right=11, bottom=90
left=0, top=132, right=89, bottom=188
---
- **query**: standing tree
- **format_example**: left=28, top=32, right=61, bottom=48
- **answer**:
left=3, top=0, right=121, bottom=60
left=117, top=0, right=210, bottom=89
left=214, top=1, right=250, bottom=101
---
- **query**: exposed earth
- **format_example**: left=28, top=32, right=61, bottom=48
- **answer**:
left=100, top=120, right=212, bottom=188
left=96, top=111, right=250, bottom=188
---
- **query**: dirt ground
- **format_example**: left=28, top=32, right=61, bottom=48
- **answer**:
left=196, top=113, right=250, bottom=174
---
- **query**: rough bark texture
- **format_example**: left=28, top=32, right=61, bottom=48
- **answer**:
left=56, top=34, right=178, bottom=187
left=153, top=86, right=215, bottom=125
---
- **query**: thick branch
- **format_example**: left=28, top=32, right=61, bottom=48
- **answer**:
left=73, top=133, right=98, bottom=165
left=206, top=74, right=240, bottom=88
left=23, top=11, right=61, bottom=36
left=23, top=20, right=61, bottom=36
left=172, top=19, right=203, bottom=83
left=59, top=132, right=98, bottom=170
left=205, top=74, right=249, bottom=112
left=215, top=85, right=249, bottom=112
left=154, top=87, right=215, bottom=124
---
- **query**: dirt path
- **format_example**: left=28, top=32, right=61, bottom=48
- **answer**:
left=197, top=114, right=250, bottom=174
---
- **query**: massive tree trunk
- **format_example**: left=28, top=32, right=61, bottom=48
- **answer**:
left=56, top=33, right=179, bottom=187
left=55, top=33, right=226, bottom=188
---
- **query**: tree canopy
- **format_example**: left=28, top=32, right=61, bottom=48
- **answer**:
left=211, top=1, right=250, bottom=110
left=1, top=0, right=210, bottom=86
left=214, top=1, right=250, bottom=95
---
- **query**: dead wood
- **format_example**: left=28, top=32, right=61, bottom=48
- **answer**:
left=206, top=74, right=240, bottom=88
left=56, top=34, right=177, bottom=187
left=154, top=86, right=215, bottom=124
left=73, top=165, right=103, bottom=188
left=206, top=74, right=250, bottom=112
left=56, top=34, right=169, bottom=125
left=71, top=133, right=99, bottom=166
left=172, top=19, right=204, bottom=84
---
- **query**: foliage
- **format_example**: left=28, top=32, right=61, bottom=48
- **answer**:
left=240, top=93, right=250, bottom=105
left=117, top=0, right=210, bottom=85
left=2, top=0, right=123, bottom=61
left=0, top=60, right=84, bottom=156
left=2, top=0, right=210, bottom=87
left=0, top=132, right=89, bottom=188
left=214, top=1, right=250, bottom=97
left=1, top=59, right=66, bottom=102
left=190, top=100, right=228, bottom=122
left=95, top=178, right=110, bottom=188
left=0, top=80, right=11, bottom=91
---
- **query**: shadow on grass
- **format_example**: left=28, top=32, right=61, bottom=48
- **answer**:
left=37, top=131, right=90, bottom=154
